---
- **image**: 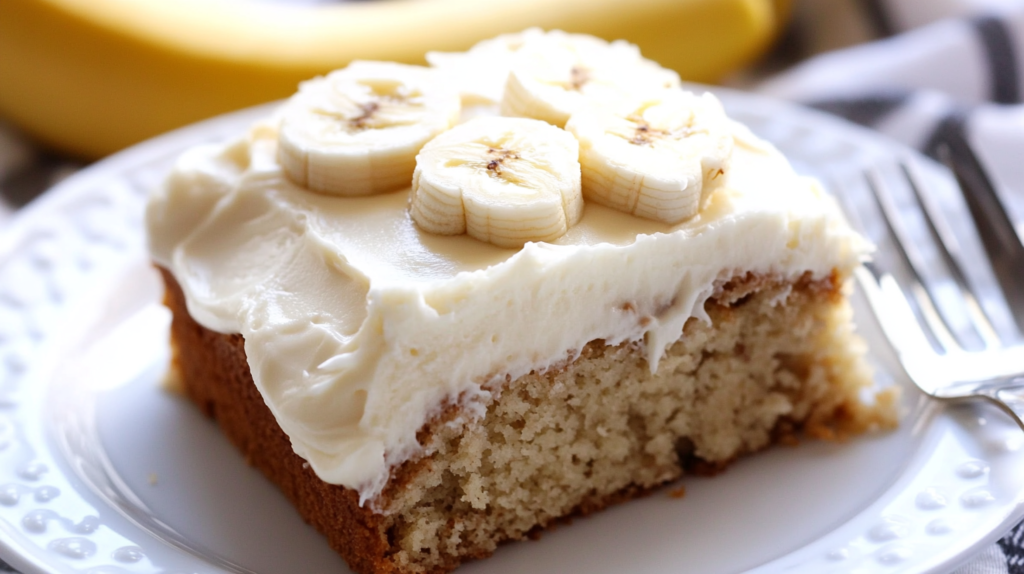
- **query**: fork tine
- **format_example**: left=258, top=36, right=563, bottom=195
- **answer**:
left=900, top=161, right=1003, bottom=349
left=856, top=264, right=935, bottom=358
left=936, top=130, right=1024, bottom=333
left=864, top=166, right=964, bottom=353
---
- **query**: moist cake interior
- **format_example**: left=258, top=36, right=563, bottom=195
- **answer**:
left=164, top=267, right=895, bottom=573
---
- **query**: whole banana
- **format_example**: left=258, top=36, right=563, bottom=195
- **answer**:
left=0, top=0, right=787, bottom=158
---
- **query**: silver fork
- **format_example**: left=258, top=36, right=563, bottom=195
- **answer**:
left=845, top=152, right=1024, bottom=431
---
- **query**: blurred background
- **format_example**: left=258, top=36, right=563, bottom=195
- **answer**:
left=1, top=0, right=1022, bottom=226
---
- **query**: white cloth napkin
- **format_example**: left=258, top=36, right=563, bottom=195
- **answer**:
left=756, top=2, right=1024, bottom=572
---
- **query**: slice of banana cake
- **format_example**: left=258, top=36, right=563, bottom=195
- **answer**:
left=147, top=29, right=897, bottom=574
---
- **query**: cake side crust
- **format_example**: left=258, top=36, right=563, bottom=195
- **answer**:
left=161, top=268, right=401, bottom=574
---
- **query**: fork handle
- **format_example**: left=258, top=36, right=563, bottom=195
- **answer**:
left=933, top=115, right=1024, bottom=332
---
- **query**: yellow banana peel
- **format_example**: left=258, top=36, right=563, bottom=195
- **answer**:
left=0, top=0, right=788, bottom=159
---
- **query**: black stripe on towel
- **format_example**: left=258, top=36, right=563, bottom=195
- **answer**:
left=999, top=520, right=1024, bottom=573
left=922, top=107, right=969, bottom=160
left=972, top=15, right=1021, bottom=103
left=808, top=92, right=911, bottom=127
left=857, top=0, right=897, bottom=37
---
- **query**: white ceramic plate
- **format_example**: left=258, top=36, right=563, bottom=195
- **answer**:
left=0, top=91, right=1022, bottom=574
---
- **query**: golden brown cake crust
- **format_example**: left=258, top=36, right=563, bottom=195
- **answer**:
left=162, top=268, right=401, bottom=574
left=161, top=266, right=892, bottom=574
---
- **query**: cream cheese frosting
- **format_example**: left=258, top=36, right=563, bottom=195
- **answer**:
left=146, top=114, right=869, bottom=506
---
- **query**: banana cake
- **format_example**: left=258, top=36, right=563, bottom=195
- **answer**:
left=147, top=30, right=897, bottom=574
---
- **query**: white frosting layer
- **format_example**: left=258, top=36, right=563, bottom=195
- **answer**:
left=146, top=117, right=869, bottom=505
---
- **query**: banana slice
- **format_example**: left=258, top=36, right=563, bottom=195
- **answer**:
left=564, top=91, right=734, bottom=224
left=278, top=61, right=460, bottom=196
left=426, top=28, right=546, bottom=106
left=410, top=116, right=583, bottom=248
left=501, top=32, right=680, bottom=128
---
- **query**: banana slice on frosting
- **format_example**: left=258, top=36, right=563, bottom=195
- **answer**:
left=278, top=61, right=460, bottom=196
left=410, top=116, right=583, bottom=248
left=426, top=28, right=546, bottom=106
left=501, top=31, right=680, bottom=128
left=565, top=91, right=734, bottom=224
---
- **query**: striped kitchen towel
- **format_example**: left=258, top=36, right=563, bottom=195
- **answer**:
left=759, top=0, right=1024, bottom=228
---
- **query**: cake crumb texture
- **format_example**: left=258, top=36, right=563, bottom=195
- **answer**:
left=162, top=268, right=895, bottom=574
